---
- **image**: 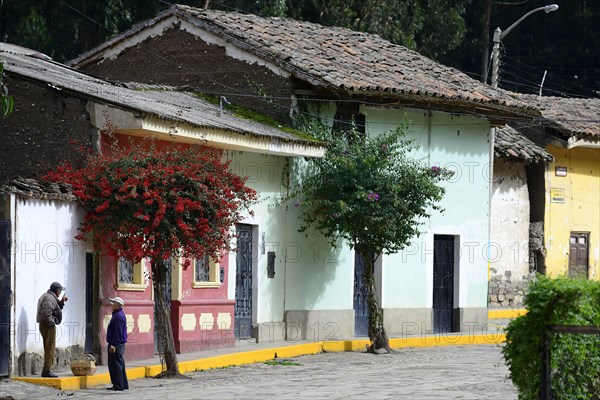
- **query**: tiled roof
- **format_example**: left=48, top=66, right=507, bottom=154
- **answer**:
left=0, top=177, right=76, bottom=201
left=70, top=4, right=537, bottom=117
left=1, top=43, right=321, bottom=148
left=494, top=125, right=553, bottom=163
left=512, top=94, right=600, bottom=138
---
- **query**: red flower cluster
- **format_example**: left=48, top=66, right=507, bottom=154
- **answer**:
left=44, top=141, right=257, bottom=265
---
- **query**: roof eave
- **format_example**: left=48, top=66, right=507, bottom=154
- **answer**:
left=89, top=103, right=325, bottom=157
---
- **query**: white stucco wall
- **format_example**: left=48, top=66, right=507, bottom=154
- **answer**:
left=11, top=196, right=86, bottom=361
left=490, top=158, right=530, bottom=279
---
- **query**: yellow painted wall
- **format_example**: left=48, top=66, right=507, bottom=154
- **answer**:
left=545, top=145, right=600, bottom=279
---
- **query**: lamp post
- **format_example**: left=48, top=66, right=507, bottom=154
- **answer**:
left=490, top=4, right=559, bottom=89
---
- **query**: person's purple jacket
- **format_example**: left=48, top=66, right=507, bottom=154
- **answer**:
left=106, top=308, right=127, bottom=346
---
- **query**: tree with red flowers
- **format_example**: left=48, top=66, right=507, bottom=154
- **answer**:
left=44, top=141, right=257, bottom=376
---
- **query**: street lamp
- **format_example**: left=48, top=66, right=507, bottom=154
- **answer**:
left=490, top=4, right=559, bottom=89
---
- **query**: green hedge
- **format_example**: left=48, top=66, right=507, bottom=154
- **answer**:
left=503, top=276, right=600, bottom=399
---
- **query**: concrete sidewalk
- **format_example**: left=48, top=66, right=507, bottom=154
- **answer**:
left=12, top=328, right=508, bottom=391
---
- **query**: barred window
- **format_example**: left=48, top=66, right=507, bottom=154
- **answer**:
left=193, top=254, right=221, bottom=288
left=118, top=257, right=134, bottom=284
left=116, top=257, right=145, bottom=290
left=195, top=255, right=210, bottom=282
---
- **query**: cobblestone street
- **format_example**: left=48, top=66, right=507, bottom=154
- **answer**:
left=0, top=344, right=516, bottom=399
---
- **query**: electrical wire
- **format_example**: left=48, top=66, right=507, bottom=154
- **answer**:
left=56, top=0, right=600, bottom=136
left=500, top=54, right=599, bottom=98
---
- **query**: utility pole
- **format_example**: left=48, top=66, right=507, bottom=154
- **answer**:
left=490, top=4, right=558, bottom=89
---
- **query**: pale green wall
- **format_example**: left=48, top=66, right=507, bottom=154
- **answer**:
left=225, top=150, right=290, bottom=324
left=367, top=108, right=491, bottom=309
left=284, top=103, right=491, bottom=312
left=283, top=174, right=355, bottom=311
left=284, top=103, right=355, bottom=311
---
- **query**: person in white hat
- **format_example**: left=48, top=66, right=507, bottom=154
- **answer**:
left=36, top=282, right=68, bottom=378
left=106, top=297, right=128, bottom=391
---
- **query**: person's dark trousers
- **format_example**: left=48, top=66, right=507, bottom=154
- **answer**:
left=39, top=324, right=56, bottom=375
left=108, top=344, right=128, bottom=390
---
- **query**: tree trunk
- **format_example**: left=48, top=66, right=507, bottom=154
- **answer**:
left=151, top=260, right=180, bottom=377
left=360, top=250, right=391, bottom=354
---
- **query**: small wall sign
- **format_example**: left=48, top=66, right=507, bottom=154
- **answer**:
left=550, top=188, right=565, bottom=204
left=555, top=166, right=567, bottom=177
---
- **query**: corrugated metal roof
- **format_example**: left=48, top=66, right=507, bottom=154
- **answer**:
left=1, top=43, right=320, bottom=147
left=69, top=4, right=537, bottom=116
left=0, top=177, right=76, bottom=202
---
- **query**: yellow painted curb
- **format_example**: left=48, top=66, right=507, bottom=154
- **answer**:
left=12, top=334, right=507, bottom=390
left=177, top=343, right=323, bottom=374
left=12, top=376, right=63, bottom=390
left=322, top=339, right=370, bottom=352
left=321, top=334, right=507, bottom=353
left=488, top=309, right=527, bottom=319
left=13, top=367, right=147, bottom=390
left=389, top=333, right=507, bottom=348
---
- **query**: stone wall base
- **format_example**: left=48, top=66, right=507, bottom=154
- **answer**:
left=383, top=308, right=433, bottom=336
left=489, top=270, right=534, bottom=307
left=284, top=310, right=354, bottom=341
left=457, top=307, right=489, bottom=333
left=253, top=322, right=286, bottom=344
left=14, top=344, right=83, bottom=377
left=383, top=307, right=489, bottom=336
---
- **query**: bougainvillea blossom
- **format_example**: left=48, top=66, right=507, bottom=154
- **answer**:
left=44, top=141, right=258, bottom=266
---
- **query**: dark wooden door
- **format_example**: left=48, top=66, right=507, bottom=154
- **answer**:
left=433, top=235, right=455, bottom=334
left=84, top=253, right=94, bottom=353
left=0, top=221, right=10, bottom=376
left=353, top=252, right=370, bottom=337
left=569, top=233, right=589, bottom=279
left=235, top=225, right=253, bottom=340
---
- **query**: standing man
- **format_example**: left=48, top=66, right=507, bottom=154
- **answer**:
left=106, top=297, right=128, bottom=391
left=36, top=281, right=68, bottom=378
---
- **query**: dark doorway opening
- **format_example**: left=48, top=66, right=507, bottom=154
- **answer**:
left=0, top=221, right=10, bottom=376
left=433, top=235, right=456, bottom=334
left=84, top=253, right=94, bottom=353
left=353, top=252, right=371, bottom=337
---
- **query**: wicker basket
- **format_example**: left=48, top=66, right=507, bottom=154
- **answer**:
left=70, top=354, right=97, bottom=376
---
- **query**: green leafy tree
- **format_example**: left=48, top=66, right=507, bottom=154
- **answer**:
left=44, top=141, right=257, bottom=376
left=0, top=62, right=14, bottom=117
left=295, top=124, right=452, bottom=352
left=0, top=0, right=148, bottom=62
left=503, top=276, right=600, bottom=399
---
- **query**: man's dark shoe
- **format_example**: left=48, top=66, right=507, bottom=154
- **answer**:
left=41, top=372, right=58, bottom=378
left=107, top=387, right=124, bottom=391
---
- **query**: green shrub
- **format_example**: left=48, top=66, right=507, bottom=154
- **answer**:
left=503, top=276, right=600, bottom=399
